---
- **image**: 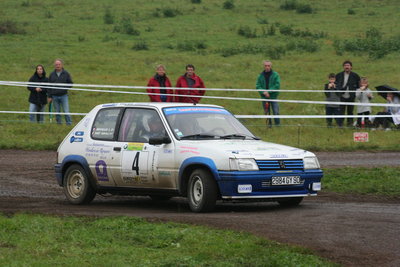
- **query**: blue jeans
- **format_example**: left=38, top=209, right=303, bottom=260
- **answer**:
left=29, top=103, right=46, bottom=123
left=51, top=94, right=72, bottom=125
left=262, top=101, right=280, bottom=126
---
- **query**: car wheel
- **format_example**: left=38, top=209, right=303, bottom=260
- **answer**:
left=187, top=169, right=218, bottom=212
left=64, top=164, right=96, bottom=204
left=277, top=197, right=303, bottom=207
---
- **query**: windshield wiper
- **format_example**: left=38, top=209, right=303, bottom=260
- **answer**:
left=180, top=134, right=217, bottom=140
left=220, top=134, right=260, bottom=140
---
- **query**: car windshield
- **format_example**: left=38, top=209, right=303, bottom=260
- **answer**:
left=163, top=106, right=258, bottom=140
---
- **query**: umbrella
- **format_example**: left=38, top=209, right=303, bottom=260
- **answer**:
left=375, top=85, right=399, bottom=100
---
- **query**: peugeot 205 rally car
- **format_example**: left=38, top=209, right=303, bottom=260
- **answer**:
left=55, top=103, right=323, bottom=212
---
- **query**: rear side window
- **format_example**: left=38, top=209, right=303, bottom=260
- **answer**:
left=91, top=108, right=122, bottom=140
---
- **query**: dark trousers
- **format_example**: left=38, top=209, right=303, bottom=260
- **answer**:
left=340, top=97, right=354, bottom=126
left=356, top=111, right=371, bottom=127
left=373, top=112, right=393, bottom=128
left=325, top=106, right=342, bottom=127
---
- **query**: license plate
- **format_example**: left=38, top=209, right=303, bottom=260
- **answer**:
left=271, top=176, right=301, bottom=185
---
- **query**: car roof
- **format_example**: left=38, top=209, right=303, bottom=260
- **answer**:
left=95, top=102, right=223, bottom=110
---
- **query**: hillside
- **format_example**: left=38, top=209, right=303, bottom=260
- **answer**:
left=0, top=0, right=399, bottom=150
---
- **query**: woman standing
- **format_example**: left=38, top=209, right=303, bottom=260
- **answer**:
left=146, top=64, right=174, bottom=102
left=27, top=65, right=48, bottom=123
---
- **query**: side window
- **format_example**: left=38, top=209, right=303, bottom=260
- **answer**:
left=118, top=108, right=166, bottom=142
left=91, top=108, right=122, bottom=141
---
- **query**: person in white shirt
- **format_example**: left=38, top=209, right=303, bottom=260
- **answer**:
left=355, top=77, right=373, bottom=127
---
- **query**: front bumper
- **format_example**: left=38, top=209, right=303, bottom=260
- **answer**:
left=217, top=169, right=323, bottom=199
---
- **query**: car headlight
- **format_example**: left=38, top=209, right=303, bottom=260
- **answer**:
left=303, top=157, right=320, bottom=170
left=230, top=158, right=259, bottom=171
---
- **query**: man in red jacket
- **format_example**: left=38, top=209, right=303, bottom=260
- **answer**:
left=175, top=64, right=205, bottom=103
left=147, top=64, right=173, bottom=102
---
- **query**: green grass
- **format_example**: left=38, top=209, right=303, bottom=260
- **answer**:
left=0, top=214, right=336, bottom=267
left=323, top=167, right=400, bottom=196
left=1, top=0, right=400, bottom=151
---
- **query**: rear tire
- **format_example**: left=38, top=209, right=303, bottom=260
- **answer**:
left=277, top=197, right=303, bottom=207
left=187, top=169, right=218, bottom=212
left=63, top=164, right=96, bottom=204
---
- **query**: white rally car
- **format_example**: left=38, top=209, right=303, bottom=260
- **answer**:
left=55, top=103, right=323, bottom=212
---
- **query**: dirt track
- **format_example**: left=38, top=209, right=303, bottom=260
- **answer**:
left=1, top=150, right=399, bottom=267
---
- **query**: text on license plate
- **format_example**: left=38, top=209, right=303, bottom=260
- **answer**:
left=271, top=176, right=301, bottom=185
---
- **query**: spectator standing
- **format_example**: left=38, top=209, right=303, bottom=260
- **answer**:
left=324, top=73, right=342, bottom=127
left=48, top=59, right=73, bottom=125
left=335, top=60, right=360, bottom=127
left=256, top=60, right=281, bottom=126
left=27, top=64, right=48, bottom=123
left=355, top=77, right=373, bottom=127
left=146, top=65, right=173, bottom=102
left=175, top=64, right=205, bottom=103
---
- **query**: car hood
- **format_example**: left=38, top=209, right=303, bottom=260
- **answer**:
left=176, top=139, right=314, bottom=160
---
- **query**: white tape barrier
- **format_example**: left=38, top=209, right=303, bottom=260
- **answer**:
left=0, top=81, right=399, bottom=108
left=1, top=110, right=398, bottom=119
left=2, top=80, right=398, bottom=94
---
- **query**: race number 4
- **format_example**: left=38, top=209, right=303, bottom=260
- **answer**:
left=132, top=152, right=139, bottom=175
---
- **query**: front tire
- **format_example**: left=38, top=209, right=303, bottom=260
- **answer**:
left=277, top=197, right=303, bottom=207
left=63, top=164, right=96, bottom=204
left=187, top=169, right=218, bottom=212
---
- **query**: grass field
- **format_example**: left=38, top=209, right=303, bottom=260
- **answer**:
left=0, top=214, right=336, bottom=266
left=323, top=167, right=400, bottom=196
left=1, top=0, right=400, bottom=151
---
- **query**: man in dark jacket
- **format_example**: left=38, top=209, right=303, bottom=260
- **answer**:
left=335, top=60, right=360, bottom=127
left=175, top=64, right=205, bottom=103
left=48, top=59, right=73, bottom=125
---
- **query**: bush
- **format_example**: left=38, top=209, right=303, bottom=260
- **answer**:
left=191, top=0, right=202, bottom=3
left=286, top=39, right=319, bottom=53
left=44, top=10, right=54, bottom=19
left=177, top=41, right=195, bottom=51
left=0, top=20, right=26, bottom=35
left=113, top=16, right=140, bottom=36
left=132, top=40, right=149, bottom=51
left=78, top=36, right=85, bottom=42
left=162, top=8, right=181, bottom=18
left=21, top=0, right=30, bottom=7
left=280, top=0, right=297, bottom=10
left=217, top=43, right=286, bottom=59
left=237, top=25, right=257, bottom=38
left=223, top=0, right=235, bottom=10
left=279, top=24, right=293, bottom=36
left=347, top=8, right=356, bottom=15
left=278, top=24, right=327, bottom=39
left=333, top=27, right=400, bottom=59
left=280, top=0, right=315, bottom=14
left=257, top=18, right=269, bottom=25
left=296, top=3, right=314, bottom=14
left=103, top=8, right=115, bottom=24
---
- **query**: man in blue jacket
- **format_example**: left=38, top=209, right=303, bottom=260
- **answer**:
left=48, top=59, right=73, bottom=125
left=256, top=60, right=281, bottom=127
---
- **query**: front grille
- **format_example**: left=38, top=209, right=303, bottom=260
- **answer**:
left=255, top=159, right=304, bottom=171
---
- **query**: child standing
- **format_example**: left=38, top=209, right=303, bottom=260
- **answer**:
left=324, top=73, right=342, bottom=127
left=355, top=77, right=373, bottom=127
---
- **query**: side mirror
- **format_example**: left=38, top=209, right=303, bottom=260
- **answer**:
left=149, top=136, right=171, bottom=145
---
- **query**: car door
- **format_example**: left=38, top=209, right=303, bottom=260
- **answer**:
left=115, top=107, right=177, bottom=189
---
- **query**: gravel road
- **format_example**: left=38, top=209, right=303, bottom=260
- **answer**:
left=1, top=150, right=399, bottom=267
